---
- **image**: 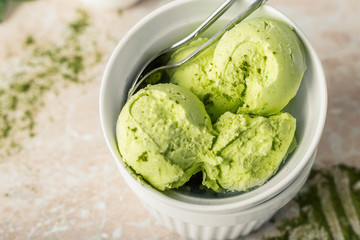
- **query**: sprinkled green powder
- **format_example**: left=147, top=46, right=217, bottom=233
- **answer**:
left=265, top=164, right=360, bottom=240
left=24, top=35, right=35, bottom=46
left=117, top=9, right=123, bottom=17
left=68, top=9, right=89, bottom=35
left=0, top=9, right=103, bottom=159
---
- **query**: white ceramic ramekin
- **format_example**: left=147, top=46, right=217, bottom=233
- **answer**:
left=99, top=0, right=327, bottom=239
left=120, top=150, right=316, bottom=240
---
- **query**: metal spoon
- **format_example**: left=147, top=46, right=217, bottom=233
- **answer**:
left=128, top=0, right=267, bottom=98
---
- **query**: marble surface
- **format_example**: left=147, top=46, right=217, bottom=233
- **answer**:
left=0, top=0, right=359, bottom=239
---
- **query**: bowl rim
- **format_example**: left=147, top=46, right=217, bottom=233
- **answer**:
left=137, top=150, right=315, bottom=222
left=99, top=0, right=328, bottom=212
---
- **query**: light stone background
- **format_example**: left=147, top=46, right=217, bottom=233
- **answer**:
left=0, top=0, right=359, bottom=239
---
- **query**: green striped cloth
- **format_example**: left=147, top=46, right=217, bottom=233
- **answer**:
left=267, top=164, right=360, bottom=240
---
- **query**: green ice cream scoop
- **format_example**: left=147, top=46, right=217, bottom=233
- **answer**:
left=116, top=84, right=216, bottom=191
left=212, top=17, right=306, bottom=115
left=169, top=18, right=306, bottom=121
left=168, top=38, right=232, bottom=122
left=202, top=112, right=297, bottom=192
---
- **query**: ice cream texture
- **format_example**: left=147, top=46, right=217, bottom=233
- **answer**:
left=169, top=17, right=306, bottom=121
left=116, top=17, right=306, bottom=192
left=202, top=112, right=297, bottom=192
left=116, top=84, right=216, bottom=191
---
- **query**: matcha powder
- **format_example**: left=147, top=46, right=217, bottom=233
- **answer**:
left=0, top=9, right=102, bottom=159
left=265, top=164, right=360, bottom=240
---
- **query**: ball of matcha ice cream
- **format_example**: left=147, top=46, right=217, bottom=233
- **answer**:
left=116, top=84, right=216, bottom=191
left=212, top=17, right=306, bottom=116
left=169, top=18, right=306, bottom=121
left=202, top=112, right=297, bottom=192
left=168, top=38, right=237, bottom=122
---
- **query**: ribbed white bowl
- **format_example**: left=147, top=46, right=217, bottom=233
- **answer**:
left=125, top=151, right=315, bottom=240
left=99, top=0, right=327, bottom=239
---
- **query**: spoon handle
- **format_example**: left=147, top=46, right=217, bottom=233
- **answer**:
left=128, top=0, right=268, bottom=98
left=176, top=0, right=267, bottom=67
left=167, top=0, right=238, bottom=52
left=128, top=0, right=237, bottom=98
